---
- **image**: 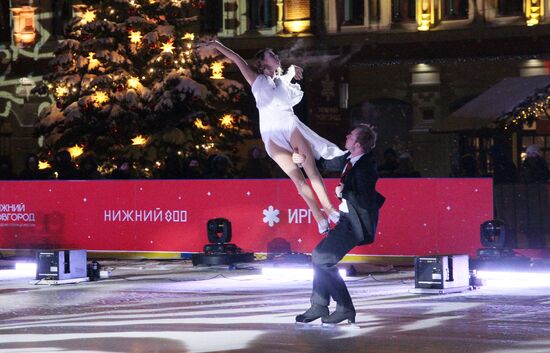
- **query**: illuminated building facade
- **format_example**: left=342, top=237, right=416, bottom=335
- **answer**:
left=0, top=0, right=549, bottom=175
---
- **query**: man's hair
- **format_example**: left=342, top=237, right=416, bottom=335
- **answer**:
left=354, top=123, right=377, bottom=152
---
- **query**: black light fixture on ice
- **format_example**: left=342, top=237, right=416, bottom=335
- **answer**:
left=192, top=218, right=254, bottom=266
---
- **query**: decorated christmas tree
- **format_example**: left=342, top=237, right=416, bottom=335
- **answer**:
left=33, top=0, right=252, bottom=178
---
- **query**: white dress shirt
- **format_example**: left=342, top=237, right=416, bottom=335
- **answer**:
left=338, top=153, right=364, bottom=213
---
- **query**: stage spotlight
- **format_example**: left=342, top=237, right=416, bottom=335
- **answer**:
left=480, top=219, right=506, bottom=248
left=192, top=218, right=254, bottom=266
left=477, top=220, right=515, bottom=259
left=207, top=218, right=232, bottom=244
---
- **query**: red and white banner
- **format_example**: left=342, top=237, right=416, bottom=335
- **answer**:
left=0, top=178, right=492, bottom=256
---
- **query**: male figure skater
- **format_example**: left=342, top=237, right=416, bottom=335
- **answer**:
left=293, top=123, right=385, bottom=325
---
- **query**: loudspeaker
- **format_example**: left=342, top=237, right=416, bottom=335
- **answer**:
left=207, top=218, right=232, bottom=243
left=36, top=250, right=87, bottom=280
left=414, top=255, right=469, bottom=290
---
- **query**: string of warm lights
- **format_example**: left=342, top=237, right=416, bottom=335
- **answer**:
left=501, top=86, right=550, bottom=131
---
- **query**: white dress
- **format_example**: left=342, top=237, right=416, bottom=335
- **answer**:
left=251, top=66, right=346, bottom=160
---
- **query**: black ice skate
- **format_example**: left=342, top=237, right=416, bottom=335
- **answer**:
left=295, top=305, right=329, bottom=324
left=321, top=309, right=356, bottom=326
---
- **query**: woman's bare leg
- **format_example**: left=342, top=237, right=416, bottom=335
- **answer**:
left=268, top=142, right=325, bottom=223
left=290, top=130, right=339, bottom=218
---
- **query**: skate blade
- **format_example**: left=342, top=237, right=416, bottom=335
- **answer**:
left=295, top=321, right=321, bottom=329
left=321, top=322, right=360, bottom=330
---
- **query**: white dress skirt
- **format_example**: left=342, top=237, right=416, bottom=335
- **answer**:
left=251, top=66, right=346, bottom=160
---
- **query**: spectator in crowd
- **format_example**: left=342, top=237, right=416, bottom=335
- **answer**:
left=160, top=149, right=184, bottom=179
left=520, top=144, right=550, bottom=183
left=53, top=151, right=80, bottom=179
left=0, top=155, right=15, bottom=180
left=110, top=158, right=137, bottom=179
left=184, top=158, right=203, bottom=179
left=490, top=144, right=517, bottom=183
left=242, top=145, right=272, bottom=178
left=378, top=147, right=399, bottom=177
left=456, top=153, right=479, bottom=177
left=79, top=155, right=103, bottom=179
left=207, top=154, right=234, bottom=179
left=394, top=152, right=421, bottom=177
left=19, top=153, right=47, bottom=180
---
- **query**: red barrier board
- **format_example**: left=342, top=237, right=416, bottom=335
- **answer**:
left=0, top=178, right=492, bottom=256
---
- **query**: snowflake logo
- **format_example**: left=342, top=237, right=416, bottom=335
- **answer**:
left=262, top=205, right=280, bottom=227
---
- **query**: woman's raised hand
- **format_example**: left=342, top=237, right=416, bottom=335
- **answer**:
left=195, top=40, right=220, bottom=50
left=293, top=65, right=304, bottom=80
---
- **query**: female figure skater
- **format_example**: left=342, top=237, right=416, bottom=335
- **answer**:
left=202, top=40, right=345, bottom=233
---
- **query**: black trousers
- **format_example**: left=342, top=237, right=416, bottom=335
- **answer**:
left=310, top=213, right=358, bottom=311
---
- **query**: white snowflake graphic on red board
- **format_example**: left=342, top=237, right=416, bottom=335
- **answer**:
left=262, top=205, right=280, bottom=227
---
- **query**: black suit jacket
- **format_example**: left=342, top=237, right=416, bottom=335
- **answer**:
left=320, top=151, right=385, bottom=245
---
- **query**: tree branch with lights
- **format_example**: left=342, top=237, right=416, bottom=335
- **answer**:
left=499, top=85, right=550, bottom=132
left=32, top=0, right=252, bottom=178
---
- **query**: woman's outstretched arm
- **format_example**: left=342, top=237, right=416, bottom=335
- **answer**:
left=205, top=40, right=258, bottom=86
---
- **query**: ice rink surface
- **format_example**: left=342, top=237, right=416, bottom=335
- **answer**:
left=1, top=259, right=550, bottom=353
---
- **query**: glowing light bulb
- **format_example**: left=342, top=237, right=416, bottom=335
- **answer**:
left=87, top=52, right=101, bottom=70
left=161, top=40, right=175, bottom=53
left=194, top=118, right=208, bottom=129
left=219, top=114, right=234, bottom=128
left=210, top=62, right=224, bottom=79
left=131, top=135, right=147, bottom=145
left=81, top=10, right=96, bottom=24
left=38, top=160, right=51, bottom=170
left=182, top=33, right=195, bottom=40
left=129, top=31, right=143, bottom=44
left=67, top=145, right=84, bottom=159
left=127, top=77, right=140, bottom=89
left=92, top=91, right=110, bottom=105
left=55, top=85, right=69, bottom=97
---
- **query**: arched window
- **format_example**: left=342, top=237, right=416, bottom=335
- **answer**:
left=0, top=0, right=10, bottom=42
left=248, top=0, right=274, bottom=30
left=340, top=0, right=364, bottom=26
left=392, top=0, right=415, bottom=23
left=200, top=0, right=223, bottom=34
left=338, top=0, right=381, bottom=28
left=442, top=0, right=468, bottom=20
left=367, top=0, right=381, bottom=24
left=496, top=0, right=523, bottom=17
left=53, top=0, right=73, bottom=37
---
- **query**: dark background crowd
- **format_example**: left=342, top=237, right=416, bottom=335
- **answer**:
left=0, top=145, right=276, bottom=181
left=1, top=143, right=549, bottom=183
